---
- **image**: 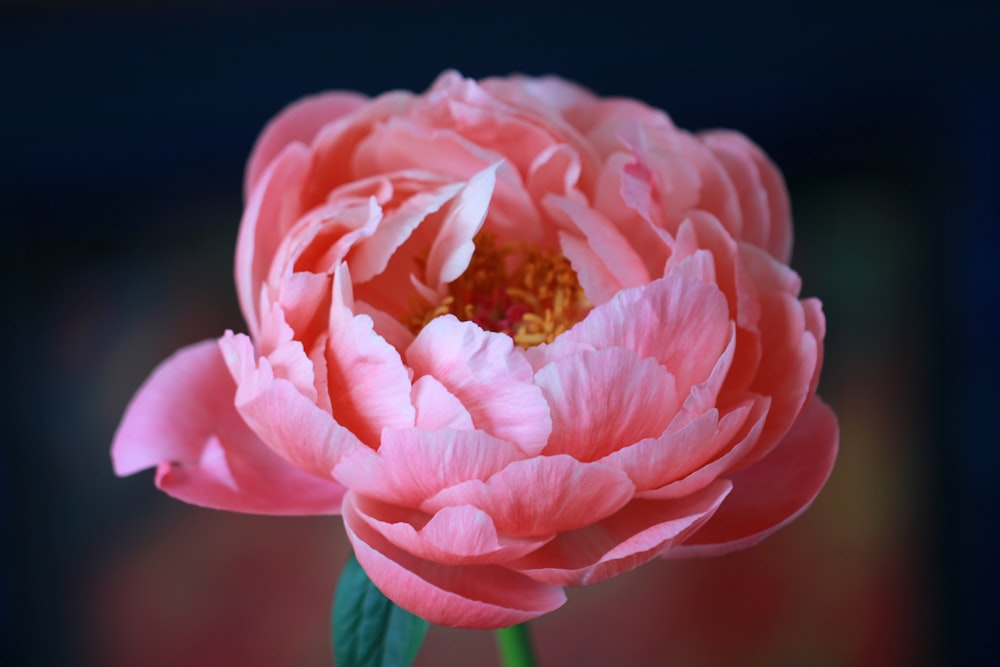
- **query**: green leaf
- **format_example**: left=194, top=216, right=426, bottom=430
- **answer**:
left=332, top=552, right=430, bottom=667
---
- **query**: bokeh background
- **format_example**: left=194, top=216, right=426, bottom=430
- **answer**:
left=3, top=3, right=997, bottom=666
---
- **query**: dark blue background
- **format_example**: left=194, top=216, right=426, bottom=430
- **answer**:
left=3, top=3, right=997, bottom=665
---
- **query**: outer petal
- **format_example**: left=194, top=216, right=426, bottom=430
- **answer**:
left=236, top=143, right=311, bottom=338
left=666, top=397, right=839, bottom=557
left=343, top=496, right=566, bottom=629
left=112, top=340, right=345, bottom=514
left=220, top=332, right=364, bottom=478
left=406, top=316, right=552, bottom=455
left=350, top=496, right=551, bottom=565
left=244, top=91, right=368, bottom=200
left=701, top=130, right=792, bottom=263
left=426, top=455, right=635, bottom=537
left=509, top=479, right=732, bottom=586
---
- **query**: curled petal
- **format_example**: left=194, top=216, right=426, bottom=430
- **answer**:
left=332, top=428, right=525, bottom=508
left=550, top=275, right=732, bottom=396
left=325, top=301, right=416, bottom=447
left=666, top=397, right=838, bottom=557
left=537, top=347, right=679, bottom=460
left=406, top=316, right=551, bottom=455
left=220, top=332, right=364, bottom=478
left=236, top=143, right=311, bottom=338
left=244, top=91, right=368, bottom=200
left=410, top=375, right=474, bottom=431
left=510, top=479, right=732, bottom=586
left=426, top=455, right=635, bottom=537
left=350, top=496, right=551, bottom=565
left=343, top=496, right=566, bottom=629
left=701, top=130, right=792, bottom=263
left=112, top=340, right=345, bottom=514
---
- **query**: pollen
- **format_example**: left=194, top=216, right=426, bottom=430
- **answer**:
left=406, top=233, right=591, bottom=348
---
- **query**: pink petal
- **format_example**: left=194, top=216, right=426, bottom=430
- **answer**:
left=509, top=479, right=732, bottom=586
left=244, top=91, right=368, bottom=200
left=424, top=163, right=498, bottom=285
left=410, top=375, right=474, bottom=431
left=348, top=175, right=464, bottom=283
left=112, top=340, right=346, bottom=514
left=701, top=130, right=792, bottom=263
left=343, top=496, right=566, bottom=629
left=545, top=195, right=650, bottom=289
left=600, top=401, right=754, bottom=493
left=332, top=428, right=525, bottom=508
left=426, top=455, right=634, bottom=537
left=744, top=291, right=818, bottom=464
left=557, top=230, right=624, bottom=305
left=551, top=275, right=732, bottom=397
left=636, top=396, right=769, bottom=500
left=350, top=496, right=550, bottom=565
left=406, top=316, right=552, bottom=455
left=220, top=332, right=364, bottom=478
left=666, top=397, right=838, bottom=557
left=536, top=347, right=680, bottom=460
left=235, top=143, right=311, bottom=338
left=325, top=303, right=416, bottom=447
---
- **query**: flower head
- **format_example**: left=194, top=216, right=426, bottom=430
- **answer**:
left=113, top=71, right=838, bottom=629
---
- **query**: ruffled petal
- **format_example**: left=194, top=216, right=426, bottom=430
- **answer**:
left=350, top=496, right=550, bottom=565
left=410, top=375, right=474, bottom=431
left=332, top=427, right=525, bottom=508
left=244, top=91, right=368, bottom=200
left=112, top=340, right=346, bottom=514
left=220, top=332, right=364, bottom=478
left=426, top=455, right=634, bottom=537
left=600, top=401, right=754, bottom=493
left=406, top=316, right=552, bottom=455
left=343, top=496, right=566, bottom=629
left=549, top=275, right=732, bottom=396
left=235, top=143, right=311, bottom=338
left=325, top=299, right=416, bottom=447
left=536, top=347, right=679, bottom=460
left=509, top=479, right=731, bottom=586
left=701, top=130, right=792, bottom=263
left=666, top=397, right=838, bottom=557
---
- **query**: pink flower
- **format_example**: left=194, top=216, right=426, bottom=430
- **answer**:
left=113, top=71, right=838, bottom=629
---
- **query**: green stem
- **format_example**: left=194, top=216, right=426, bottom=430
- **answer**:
left=494, top=623, right=538, bottom=667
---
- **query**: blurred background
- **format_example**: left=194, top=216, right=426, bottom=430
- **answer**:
left=3, top=2, right=997, bottom=665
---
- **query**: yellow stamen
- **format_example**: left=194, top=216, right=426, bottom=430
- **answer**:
left=404, top=233, right=591, bottom=348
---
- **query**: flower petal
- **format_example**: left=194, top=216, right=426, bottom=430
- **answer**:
left=350, top=496, right=550, bottom=565
left=426, top=455, right=634, bottom=537
left=343, top=496, right=566, bottom=629
left=236, top=143, right=311, bottom=338
left=406, top=316, right=551, bottom=455
left=666, top=397, right=838, bottom=557
left=551, top=274, right=732, bottom=396
left=220, top=332, right=364, bottom=478
left=325, top=300, right=416, bottom=447
left=244, top=91, right=368, bottom=200
left=600, top=401, right=754, bottom=493
left=509, top=479, right=732, bottom=585
left=112, top=340, right=346, bottom=514
left=701, top=130, right=792, bottom=263
left=537, top=347, right=679, bottom=460
left=332, top=427, right=525, bottom=508
left=410, top=375, right=474, bottom=431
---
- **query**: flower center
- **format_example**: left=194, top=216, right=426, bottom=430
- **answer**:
left=406, top=234, right=591, bottom=348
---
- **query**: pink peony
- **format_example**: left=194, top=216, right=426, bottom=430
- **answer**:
left=113, top=71, right=838, bottom=629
